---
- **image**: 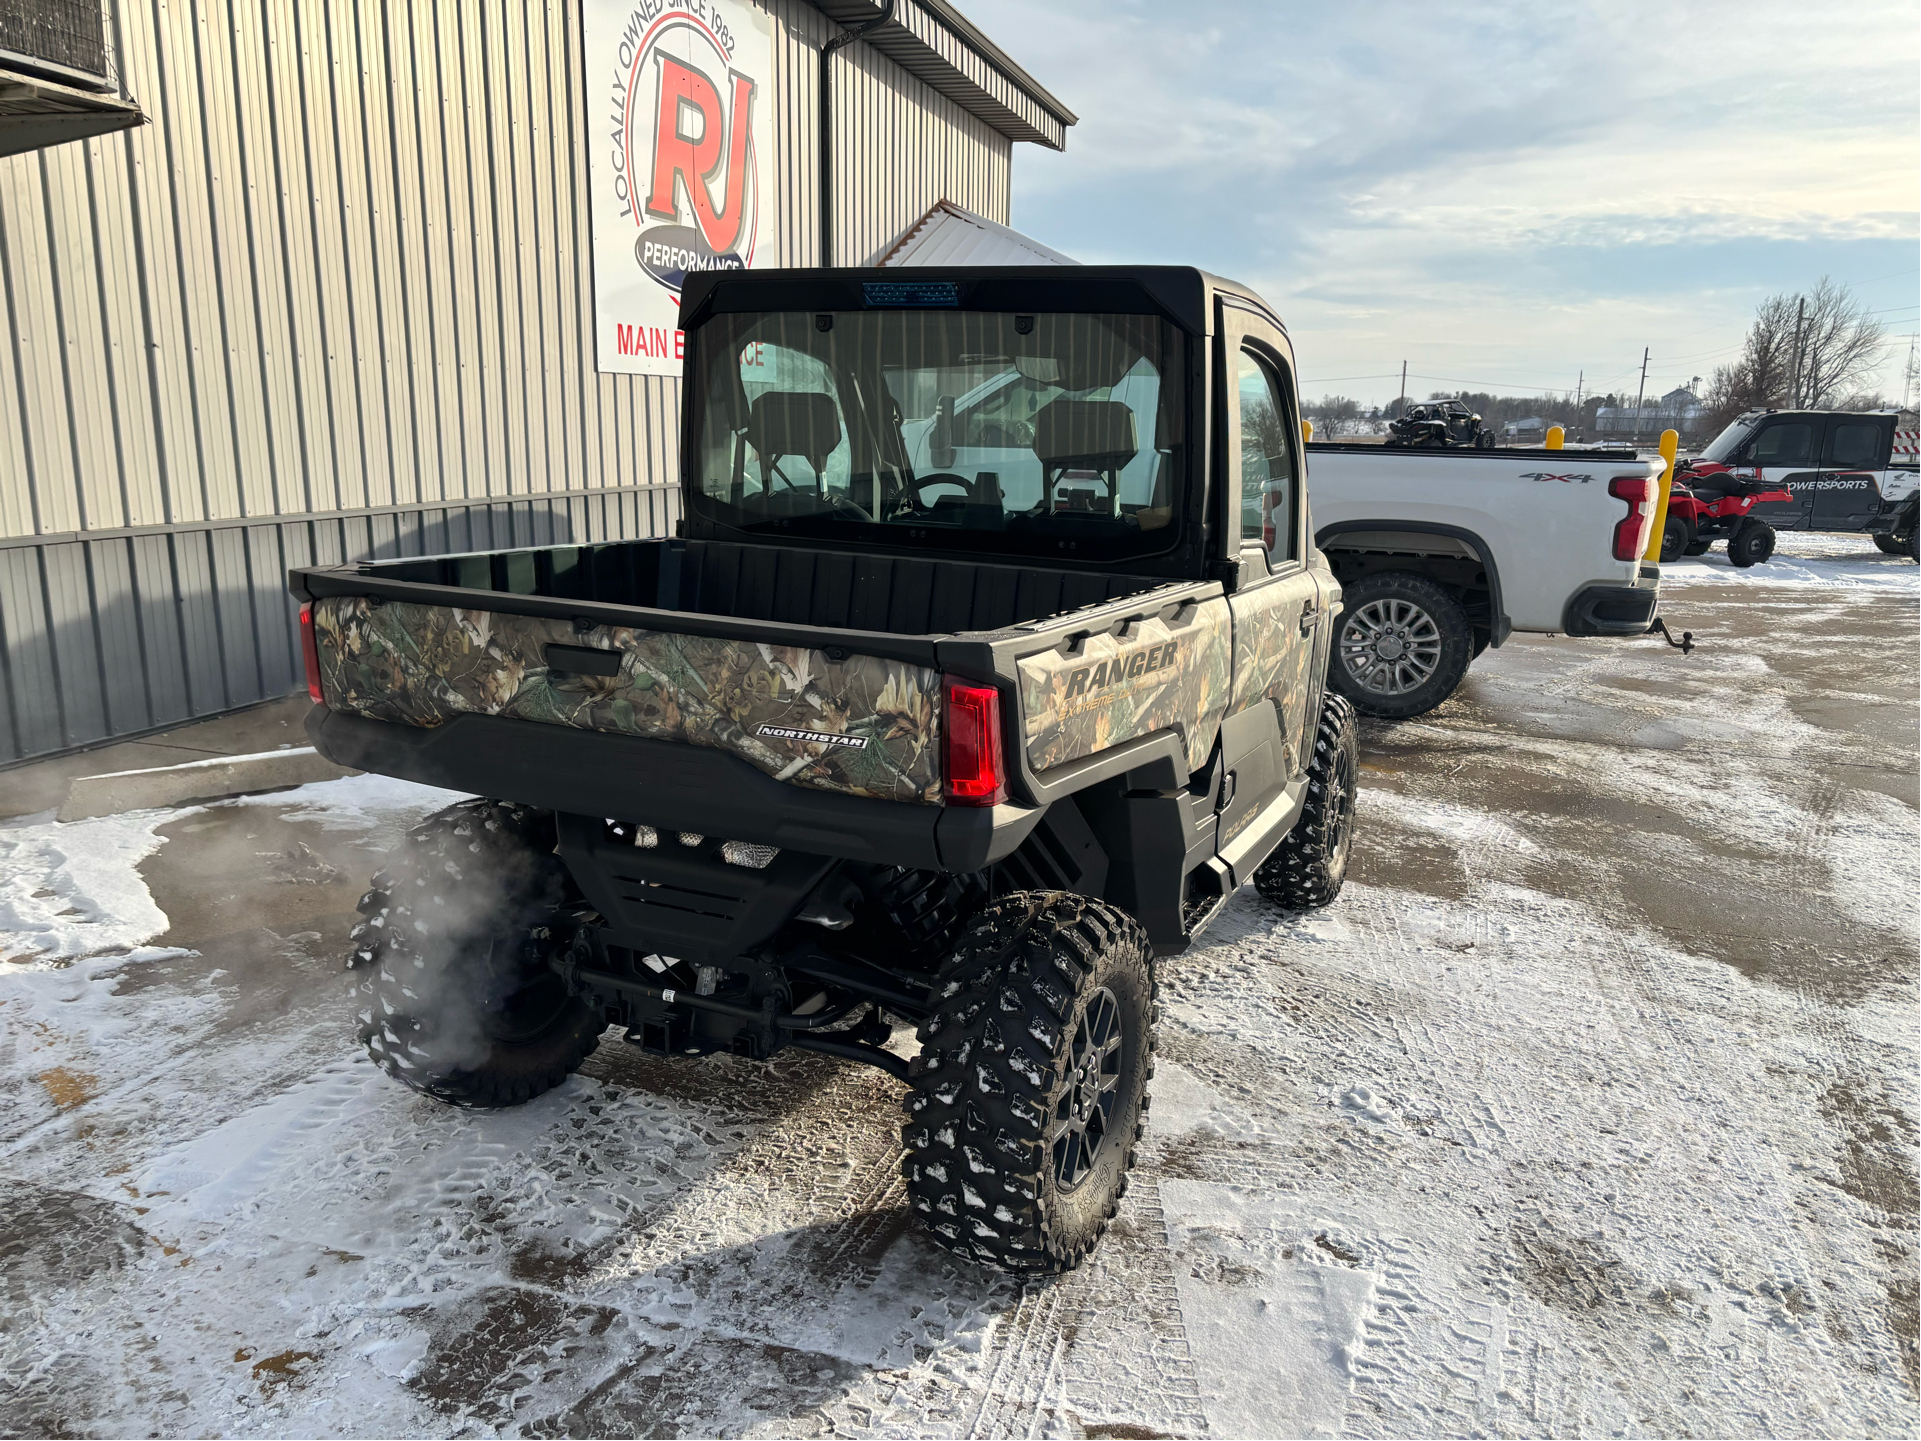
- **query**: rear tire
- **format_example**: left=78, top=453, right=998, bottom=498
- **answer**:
left=1327, top=571, right=1473, bottom=720
left=1253, top=694, right=1359, bottom=911
left=1683, top=540, right=1712, bottom=556
left=352, top=799, right=600, bottom=1108
left=1727, top=519, right=1776, bottom=568
left=902, top=893, right=1155, bottom=1275
left=1872, top=532, right=1903, bottom=555
left=1660, top=514, right=1695, bottom=563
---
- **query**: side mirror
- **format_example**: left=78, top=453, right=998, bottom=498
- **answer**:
left=930, top=394, right=957, bottom=469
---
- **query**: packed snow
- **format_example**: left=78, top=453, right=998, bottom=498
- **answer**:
left=0, top=573, right=1914, bottom=1437
left=1660, top=530, right=1920, bottom=591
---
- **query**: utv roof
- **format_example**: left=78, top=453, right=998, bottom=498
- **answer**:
left=678, top=265, right=1285, bottom=340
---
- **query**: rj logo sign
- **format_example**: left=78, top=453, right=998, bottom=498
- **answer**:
left=587, top=0, right=774, bottom=376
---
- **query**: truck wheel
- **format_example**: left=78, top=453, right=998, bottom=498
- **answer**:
left=1253, top=694, right=1358, bottom=911
left=351, top=800, right=601, bottom=1108
left=1727, top=519, right=1776, bottom=568
left=902, top=893, right=1155, bottom=1275
left=1873, top=531, right=1917, bottom=560
left=1660, top=514, right=1695, bottom=563
left=1327, top=571, right=1472, bottom=720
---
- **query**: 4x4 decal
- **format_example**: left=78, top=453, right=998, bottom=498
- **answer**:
left=1518, top=471, right=1594, bottom=484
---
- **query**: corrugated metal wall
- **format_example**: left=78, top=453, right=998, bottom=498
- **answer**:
left=0, top=0, right=1015, bottom=764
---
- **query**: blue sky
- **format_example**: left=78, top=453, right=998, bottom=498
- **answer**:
left=966, top=0, right=1920, bottom=408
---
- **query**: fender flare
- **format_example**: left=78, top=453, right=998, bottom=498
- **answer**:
left=1315, top=519, right=1511, bottom=647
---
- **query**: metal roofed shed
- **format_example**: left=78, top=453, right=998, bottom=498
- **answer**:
left=872, top=199, right=1077, bottom=267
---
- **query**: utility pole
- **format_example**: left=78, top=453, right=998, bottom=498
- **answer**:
left=1576, top=370, right=1583, bottom=408
left=1399, top=359, right=1408, bottom=416
left=1788, top=296, right=1806, bottom=408
left=1632, top=347, right=1649, bottom=443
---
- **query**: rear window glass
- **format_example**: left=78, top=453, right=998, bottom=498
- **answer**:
left=687, top=310, right=1186, bottom=564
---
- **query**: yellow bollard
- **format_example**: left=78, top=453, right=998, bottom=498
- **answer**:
left=1545, top=425, right=1564, bottom=449
left=1642, top=428, right=1680, bottom=563
left=1301, top=419, right=1313, bottom=444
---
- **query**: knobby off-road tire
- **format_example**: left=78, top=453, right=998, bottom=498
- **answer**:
left=1327, top=570, right=1473, bottom=720
left=1683, top=540, right=1713, bottom=556
left=1253, top=693, right=1359, bottom=911
left=1727, top=518, right=1776, bottom=568
left=350, top=799, right=600, bottom=1108
left=902, top=893, right=1156, bottom=1275
left=1660, top=514, right=1696, bottom=563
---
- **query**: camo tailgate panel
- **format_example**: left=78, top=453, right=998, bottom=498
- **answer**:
left=1017, top=597, right=1231, bottom=773
left=312, top=596, right=942, bottom=803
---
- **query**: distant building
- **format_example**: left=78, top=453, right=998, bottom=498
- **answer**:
left=1503, top=416, right=1548, bottom=441
left=1597, top=386, right=1704, bottom=436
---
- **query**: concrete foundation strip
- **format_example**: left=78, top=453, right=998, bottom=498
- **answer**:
left=57, top=747, right=360, bottom=822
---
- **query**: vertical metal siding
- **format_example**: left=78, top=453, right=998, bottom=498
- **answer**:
left=0, top=0, right=1015, bottom=765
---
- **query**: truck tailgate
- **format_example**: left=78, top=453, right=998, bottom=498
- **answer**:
left=311, top=594, right=945, bottom=804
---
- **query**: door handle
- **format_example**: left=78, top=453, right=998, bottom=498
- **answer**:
left=1299, top=602, right=1319, bottom=634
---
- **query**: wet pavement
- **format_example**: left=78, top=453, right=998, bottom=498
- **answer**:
left=0, top=536, right=1915, bottom=1437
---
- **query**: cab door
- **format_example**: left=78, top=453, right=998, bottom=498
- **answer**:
left=1740, top=414, right=1821, bottom=528
left=1212, top=300, right=1319, bottom=860
left=1812, top=416, right=1894, bottom=531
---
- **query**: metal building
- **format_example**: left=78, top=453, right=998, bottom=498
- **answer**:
left=0, top=0, right=1073, bottom=766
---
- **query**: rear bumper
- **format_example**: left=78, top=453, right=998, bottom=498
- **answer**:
left=305, top=705, right=1041, bottom=873
left=1563, top=582, right=1660, bottom=637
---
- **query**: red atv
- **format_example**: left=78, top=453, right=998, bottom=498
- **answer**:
left=1660, top=458, right=1793, bottom=567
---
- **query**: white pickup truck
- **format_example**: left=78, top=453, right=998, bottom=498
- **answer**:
left=1304, top=442, right=1668, bottom=717
left=892, top=359, right=1667, bottom=721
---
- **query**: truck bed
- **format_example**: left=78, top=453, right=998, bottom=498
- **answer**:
left=294, top=537, right=1229, bottom=871
left=356, top=537, right=1159, bottom=639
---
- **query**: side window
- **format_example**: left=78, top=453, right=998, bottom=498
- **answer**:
left=1235, top=348, right=1296, bottom=559
left=1752, top=422, right=1814, bottom=467
left=1828, top=422, right=1883, bottom=469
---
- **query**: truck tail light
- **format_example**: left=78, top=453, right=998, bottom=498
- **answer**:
left=299, top=603, right=325, bottom=704
left=1609, top=475, right=1657, bottom=561
left=943, top=678, right=1006, bottom=806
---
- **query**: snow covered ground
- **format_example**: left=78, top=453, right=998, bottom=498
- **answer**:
left=1, top=568, right=1915, bottom=1437
left=1659, top=530, right=1921, bottom=592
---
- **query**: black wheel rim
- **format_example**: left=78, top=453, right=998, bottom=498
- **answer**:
left=1052, top=986, right=1125, bottom=1191
left=479, top=934, right=573, bottom=1044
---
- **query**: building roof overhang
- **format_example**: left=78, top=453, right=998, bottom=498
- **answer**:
left=809, top=0, right=1076, bottom=150
left=0, top=67, right=144, bottom=159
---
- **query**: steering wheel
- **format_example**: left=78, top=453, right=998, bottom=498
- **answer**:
left=913, top=474, right=975, bottom=508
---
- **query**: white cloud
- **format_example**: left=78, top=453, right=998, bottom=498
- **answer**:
left=968, top=0, right=1920, bottom=403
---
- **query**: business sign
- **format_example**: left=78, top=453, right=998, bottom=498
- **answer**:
left=584, top=0, right=774, bottom=376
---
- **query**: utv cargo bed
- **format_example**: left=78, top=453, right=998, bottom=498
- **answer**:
left=295, top=535, right=1224, bottom=875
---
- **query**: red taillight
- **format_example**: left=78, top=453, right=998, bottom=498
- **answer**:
left=1609, top=474, right=1657, bottom=561
left=943, top=678, right=1006, bottom=806
left=299, top=602, right=325, bottom=704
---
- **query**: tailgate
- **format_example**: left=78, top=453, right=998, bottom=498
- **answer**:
left=310, top=594, right=944, bottom=804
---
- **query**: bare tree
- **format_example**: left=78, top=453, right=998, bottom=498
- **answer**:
left=1697, top=278, right=1883, bottom=431
left=1791, top=277, right=1886, bottom=408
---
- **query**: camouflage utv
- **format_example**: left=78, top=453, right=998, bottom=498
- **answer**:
left=293, top=266, right=1358, bottom=1274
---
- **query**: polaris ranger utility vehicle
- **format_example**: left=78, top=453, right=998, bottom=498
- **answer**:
left=291, top=266, right=1357, bottom=1274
